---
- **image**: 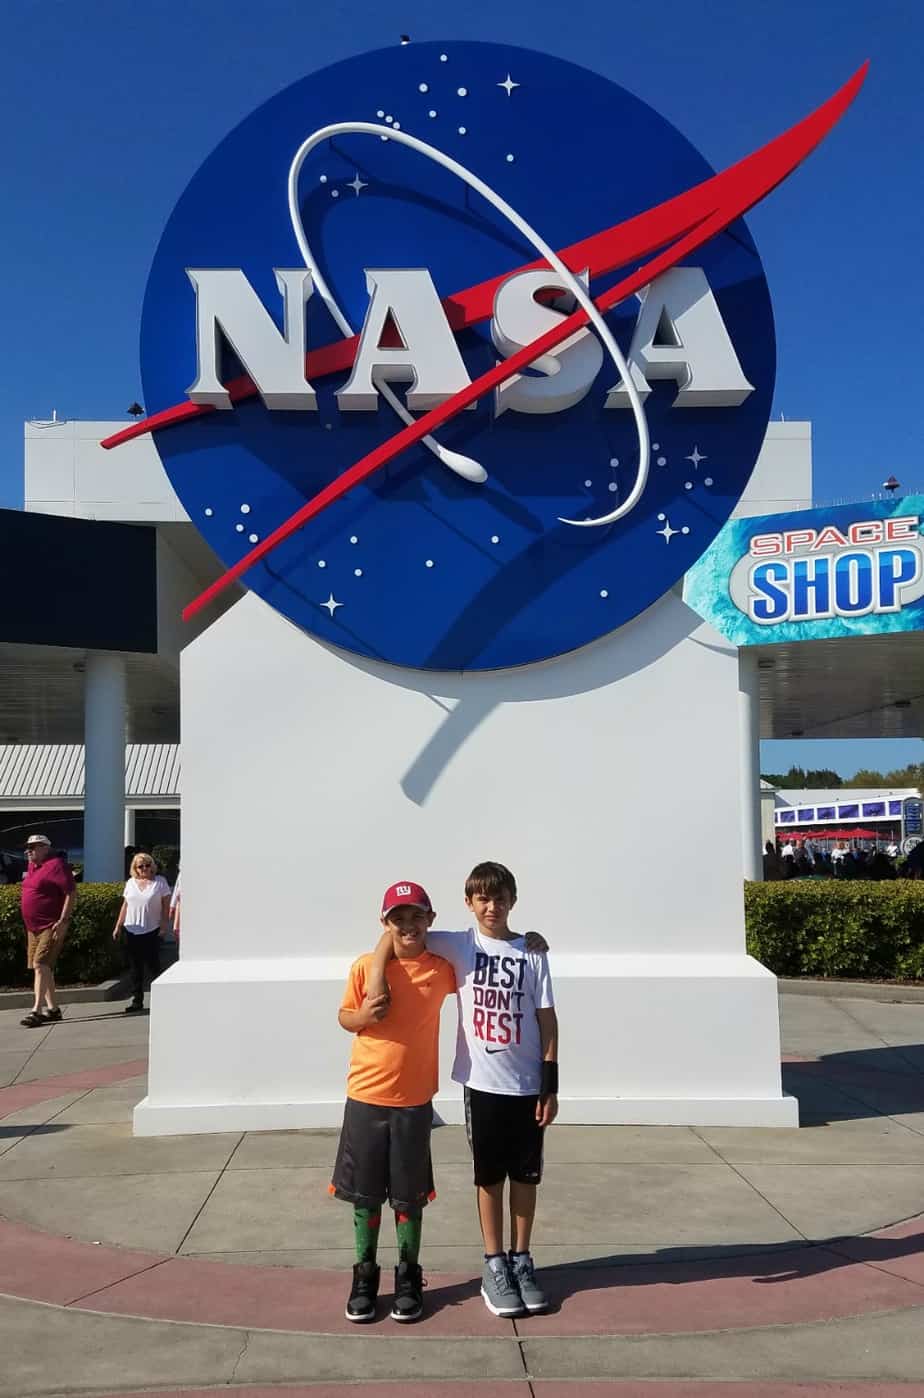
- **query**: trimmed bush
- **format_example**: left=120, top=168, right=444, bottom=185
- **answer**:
left=0, top=883, right=124, bottom=988
left=746, top=879, right=924, bottom=981
left=4, top=876, right=924, bottom=986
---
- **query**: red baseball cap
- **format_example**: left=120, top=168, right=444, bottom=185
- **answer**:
left=381, top=881, right=432, bottom=917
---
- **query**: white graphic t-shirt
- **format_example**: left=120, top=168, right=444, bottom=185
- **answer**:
left=428, top=928, right=555, bottom=1096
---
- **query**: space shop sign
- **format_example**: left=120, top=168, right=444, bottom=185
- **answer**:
left=684, top=497, right=924, bottom=646
left=111, top=42, right=863, bottom=670
left=734, top=513, right=924, bottom=626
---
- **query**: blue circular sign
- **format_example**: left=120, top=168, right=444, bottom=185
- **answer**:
left=141, top=40, right=775, bottom=670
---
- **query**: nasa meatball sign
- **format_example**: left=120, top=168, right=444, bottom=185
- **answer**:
left=106, top=41, right=863, bottom=670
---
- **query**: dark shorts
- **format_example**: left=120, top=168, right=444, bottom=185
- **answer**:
left=464, top=1085, right=544, bottom=1187
left=329, top=1097, right=435, bottom=1212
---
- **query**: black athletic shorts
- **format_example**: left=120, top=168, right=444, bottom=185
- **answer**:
left=329, top=1097, right=435, bottom=1212
left=464, top=1085, right=544, bottom=1187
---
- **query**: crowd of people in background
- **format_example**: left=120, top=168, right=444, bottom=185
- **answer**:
left=764, top=838, right=924, bottom=881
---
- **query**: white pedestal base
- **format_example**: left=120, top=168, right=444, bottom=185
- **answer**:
left=134, top=952, right=797, bottom=1135
left=137, top=590, right=796, bottom=1136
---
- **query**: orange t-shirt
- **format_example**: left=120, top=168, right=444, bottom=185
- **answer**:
left=342, top=951, right=456, bottom=1108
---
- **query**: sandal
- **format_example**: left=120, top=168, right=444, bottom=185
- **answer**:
left=20, top=1011, right=47, bottom=1027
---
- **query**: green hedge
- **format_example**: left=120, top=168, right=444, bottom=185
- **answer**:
left=4, top=877, right=924, bottom=986
left=745, top=879, right=924, bottom=981
left=0, top=883, right=124, bottom=988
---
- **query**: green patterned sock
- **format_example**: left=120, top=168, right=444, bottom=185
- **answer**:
left=353, top=1206, right=382, bottom=1263
left=394, top=1208, right=423, bottom=1265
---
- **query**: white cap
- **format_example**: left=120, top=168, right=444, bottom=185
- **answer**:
left=25, top=834, right=51, bottom=847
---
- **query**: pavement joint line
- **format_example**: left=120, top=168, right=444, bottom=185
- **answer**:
left=0, top=1165, right=237, bottom=1182
left=64, top=1256, right=174, bottom=1310
left=786, top=1067, right=898, bottom=1125
left=173, top=1130, right=247, bottom=1255
left=8, top=1023, right=53, bottom=1083
left=689, top=1128, right=810, bottom=1244
left=887, top=1046, right=924, bottom=1079
left=0, top=1084, right=95, bottom=1159
left=511, top=1312, right=532, bottom=1385
left=64, top=1388, right=533, bottom=1397
left=827, top=997, right=878, bottom=1032
left=821, top=1213, right=924, bottom=1297
left=1, top=1288, right=527, bottom=1337
left=8, top=1387, right=532, bottom=1398
left=52, top=1204, right=924, bottom=1242
left=227, top=1328, right=252, bottom=1383
left=831, top=997, right=924, bottom=1078
left=17, top=1289, right=924, bottom=1340
left=822, top=1237, right=924, bottom=1296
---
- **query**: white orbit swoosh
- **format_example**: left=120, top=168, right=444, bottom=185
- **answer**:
left=287, top=121, right=649, bottom=528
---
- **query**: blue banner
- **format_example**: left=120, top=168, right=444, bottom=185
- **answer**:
left=683, top=495, right=924, bottom=645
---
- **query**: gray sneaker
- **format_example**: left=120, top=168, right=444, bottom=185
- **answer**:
left=509, top=1251, right=549, bottom=1312
left=480, top=1254, right=525, bottom=1317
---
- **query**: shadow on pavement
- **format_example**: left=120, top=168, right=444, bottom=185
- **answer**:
left=43, top=1009, right=150, bottom=1024
left=0, top=1123, right=70, bottom=1137
left=520, top=1227, right=924, bottom=1309
left=785, top=1042, right=924, bottom=1123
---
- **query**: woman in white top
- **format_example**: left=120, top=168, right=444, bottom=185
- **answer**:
left=112, top=853, right=171, bottom=1014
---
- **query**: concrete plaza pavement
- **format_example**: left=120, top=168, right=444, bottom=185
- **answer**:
left=0, top=990, right=922, bottom=1397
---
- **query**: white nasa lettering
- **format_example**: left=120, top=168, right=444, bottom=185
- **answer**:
left=186, top=269, right=318, bottom=411
left=491, top=269, right=604, bottom=416
left=336, top=269, right=474, bottom=412
left=604, top=268, right=754, bottom=409
left=184, top=262, right=752, bottom=416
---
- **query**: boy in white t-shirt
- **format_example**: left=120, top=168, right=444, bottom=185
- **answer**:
left=368, top=860, right=557, bottom=1318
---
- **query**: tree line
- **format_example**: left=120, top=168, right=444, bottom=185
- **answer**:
left=760, top=764, right=924, bottom=791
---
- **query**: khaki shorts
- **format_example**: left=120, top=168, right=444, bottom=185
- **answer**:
left=26, top=928, right=61, bottom=970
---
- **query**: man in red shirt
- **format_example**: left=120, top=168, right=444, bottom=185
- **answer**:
left=20, top=834, right=76, bottom=1027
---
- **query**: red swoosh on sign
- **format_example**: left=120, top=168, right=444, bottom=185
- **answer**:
left=125, top=65, right=866, bottom=621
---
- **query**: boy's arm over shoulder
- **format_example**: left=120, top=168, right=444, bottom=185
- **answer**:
left=365, top=931, right=394, bottom=1004
left=338, top=955, right=388, bottom=1033
left=432, top=954, right=457, bottom=996
left=426, top=927, right=471, bottom=977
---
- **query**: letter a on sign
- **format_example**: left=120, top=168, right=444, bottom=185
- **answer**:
left=606, top=267, right=754, bottom=408
left=337, top=269, right=473, bottom=412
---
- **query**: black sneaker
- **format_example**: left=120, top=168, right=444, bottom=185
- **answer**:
left=390, top=1260, right=424, bottom=1322
left=124, top=1002, right=144, bottom=1014
left=345, top=1260, right=380, bottom=1322
left=44, top=1007, right=63, bottom=1022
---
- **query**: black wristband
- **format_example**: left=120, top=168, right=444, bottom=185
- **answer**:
left=540, top=1061, right=558, bottom=1096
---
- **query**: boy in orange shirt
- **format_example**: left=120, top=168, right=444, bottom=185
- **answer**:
left=331, top=880, right=456, bottom=1324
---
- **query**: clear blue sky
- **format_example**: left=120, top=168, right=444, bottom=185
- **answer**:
left=1, top=0, right=921, bottom=778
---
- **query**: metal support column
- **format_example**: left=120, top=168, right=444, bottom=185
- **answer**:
left=738, top=648, right=763, bottom=882
left=84, top=654, right=126, bottom=882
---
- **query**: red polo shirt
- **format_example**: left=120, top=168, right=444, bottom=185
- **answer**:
left=21, top=856, right=75, bottom=933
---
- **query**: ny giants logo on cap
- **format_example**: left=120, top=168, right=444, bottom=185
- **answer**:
left=112, top=43, right=865, bottom=670
left=382, top=881, right=432, bottom=915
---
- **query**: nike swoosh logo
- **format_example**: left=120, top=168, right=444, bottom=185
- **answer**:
left=485, top=1047, right=509, bottom=1054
